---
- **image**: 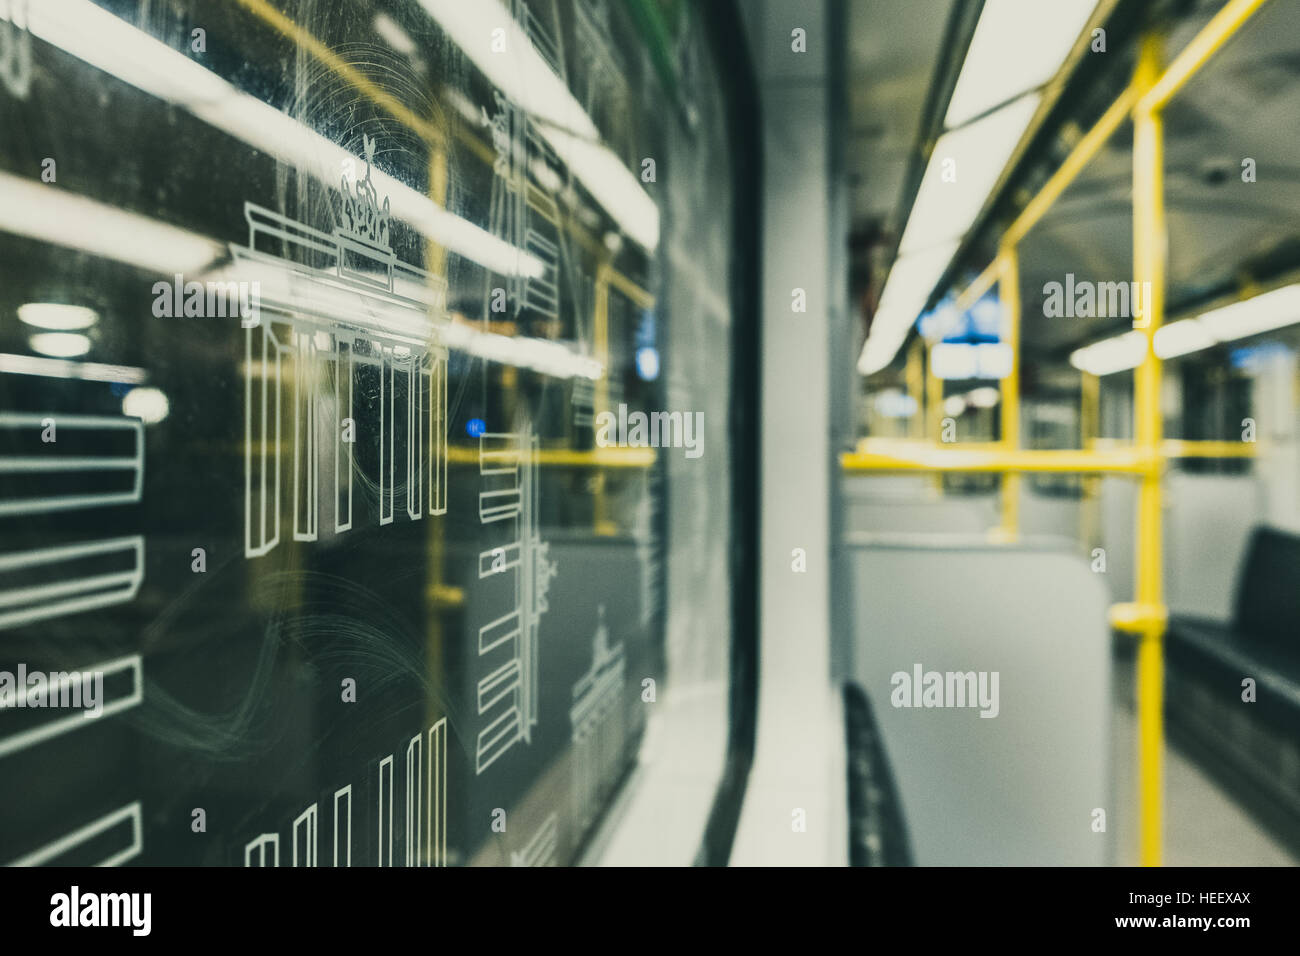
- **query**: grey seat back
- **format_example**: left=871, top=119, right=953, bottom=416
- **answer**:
left=847, top=534, right=1111, bottom=865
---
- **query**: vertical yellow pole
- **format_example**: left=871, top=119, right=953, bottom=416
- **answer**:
left=1080, top=372, right=1099, bottom=449
left=906, top=338, right=925, bottom=440
left=424, top=141, right=451, bottom=850
left=925, top=342, right=943, bottom=493
left=593, top=260, right=614, bottom=534
left=998, top=247, right=1020, bottom=537
left=925, top=342, right=942, bottom=441
left=1132, top=34, right=1167, bottom=867
left=1079, top=371, right=1101, bottom=548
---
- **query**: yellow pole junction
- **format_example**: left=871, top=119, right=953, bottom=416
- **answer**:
left=846, top=2, right=1273, bottom=865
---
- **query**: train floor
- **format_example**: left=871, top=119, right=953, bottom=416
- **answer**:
left=1110, top=654, right=1299, bottom=867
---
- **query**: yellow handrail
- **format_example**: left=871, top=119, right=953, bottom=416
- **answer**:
left=851, top=0, right=1272, bottom=866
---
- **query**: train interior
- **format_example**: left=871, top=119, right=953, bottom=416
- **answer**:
left=0, top=0, right=1297, bottom=871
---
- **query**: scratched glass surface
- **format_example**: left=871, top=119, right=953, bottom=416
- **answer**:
left=0, top=0, right=733, bottom=865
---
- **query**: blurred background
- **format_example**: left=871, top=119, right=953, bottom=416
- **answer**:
left=0, top=0, right=1296, bottom=867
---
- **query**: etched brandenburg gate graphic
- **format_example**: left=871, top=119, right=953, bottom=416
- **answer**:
left=232, top=136, right=449, bottom=559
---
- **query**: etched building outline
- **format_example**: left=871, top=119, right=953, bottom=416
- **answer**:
left=510, top=812, right=558, bottom=867
left=9, top=802, right=143, bottom=867
left=0, top=0, right=31, bottom=100
left=242, top=717, right=447, bottom=867
left=475, top=429, right=556, bottom=774
left=570, top=604, right=626, bottom=829
left=0, top=413, right=145, bottom=631
left=232, top=135, right=449, bottom=559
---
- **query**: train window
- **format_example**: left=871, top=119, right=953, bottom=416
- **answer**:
left=1178, top=356, right=1253, bottom=476
left=0, top=0, right=744, bottom=866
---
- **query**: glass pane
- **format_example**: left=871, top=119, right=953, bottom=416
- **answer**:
left=0, top=0, right=737, bottom=867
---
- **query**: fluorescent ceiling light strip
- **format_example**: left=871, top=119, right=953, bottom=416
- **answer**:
left=1153, top=318, right=1213, bottom=359
left=899, top=92, right=1040, bottom=256
left=858, top=0, right=1098, bottom=378
left=945, top=0, right=1097, bottom=129
left=1199, top=284, right=1300, bottom=341
left=0, top=170, right=222, bottom=273
left=6, top=0, right=542, bottom=279
left=1069, top=331, right=1146, bottom=376
left=1074, top=283, right=1300, bottom=372
left=857, top=241, right=960, bottom=375
left=857, top=95, right=1039, bottom=376
left=416, top=0, right=659, bottom=251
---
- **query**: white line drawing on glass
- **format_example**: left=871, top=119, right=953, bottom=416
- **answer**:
left=574, top=0, right=629, bottom=159
left=334, top=338, right=353, bottom=533
left=0, top=536, right=144, bottom=631
left=0, top=653, right=143, bottom=758
left=478, top=542, right=521, bottom=579
left=570, top=604, right=626, bottom=829
left=0, top=0, right=30, bottom=99
left=510, top=812, right=558, bottom=867
left=243, top=718, right=447, bottom=869
left=632, top=478, right=660, bottom=630
left=233, top=136, right=449, bottom=559
left=427, top=717, right=447, bottom=867
left=485, top=89, right=561, bottom=324
left=0, top=353, right=147, bottom=384
left=481, top=0, right=596, bottom=352
left=377, top=753, right=394, bottom=867
left=333, top=785, right=352, bottom=868
left=293, top=332, right=319, bottom=543
left=10, top=801, right=142, bottom=867
left=404, top=733, right=421, bottom=867
left=292, top=803, right=318, bottom=867
left=0, top=412, right=143, bottom=517
left=475, top=429, right=556, bottom=774
left=244, top=832, right=279, bottom=867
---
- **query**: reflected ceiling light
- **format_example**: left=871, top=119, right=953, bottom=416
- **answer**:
left=373, top=13, right=419, bottom=57
left=416, top=0, right=659, bottom=251
left=857, top=241, right=960, bottom=375
left=444, top=322, right=603, bottom=380
left=945, top=0, right=1097, bottom=129
left=122, top=386, right=170, bottom=424
left=28, top=332, right=91, bottom=358
left=0, top=170, right=222, bottom=274
left=943, top=395, right=967, bottom=417
left=17, top=303, right=99, bottom=330
left=1, top=0, right=542, bottom=280
left=1069, top=331, right=1146, bottom=376
left=0, top=353, right=146, bottom=384
left=536, top=124, right=659, bottom=252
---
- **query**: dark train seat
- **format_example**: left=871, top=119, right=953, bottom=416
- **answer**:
left=1167, top=525, right=1300, bottom=729
left=1165, top=525, right=1300, bottom=830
